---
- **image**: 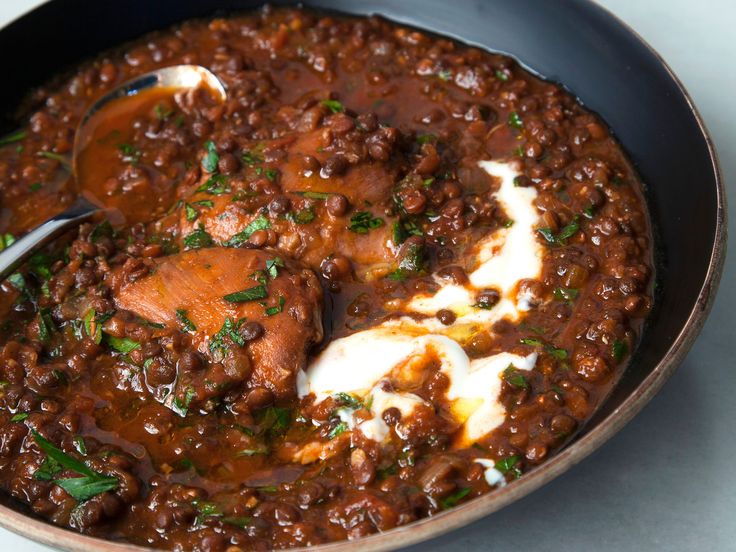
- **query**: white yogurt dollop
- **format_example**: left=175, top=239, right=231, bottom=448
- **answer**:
left=298, top=160, right=543, bottom=446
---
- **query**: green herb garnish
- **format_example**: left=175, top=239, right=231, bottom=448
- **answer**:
left=552, top=288, right=579, bottom=302
left=502, top=364, right=529, bottom=389
left=495, top=455, right=522, bottom=479
left=266, top=257, right=284, bottom=279
left=202, top=140, right=219, bottom=173
left=0, top=130, right=26, bottom=146
left=105, top=335, right=140, bottom=354
left=223, top=284, right=268, bottom=303
left=441, top=487, right=471, bottom=509
left=348, top=211, right=384, bottom=234
left=612, top=340, right=628, bottom=362
left=32, top=430, right=118, bottom=501
left=176, top=309, right=197, bottom=332
left=507, top=111, right=523, bottom=129
left=183, top=224, right=214, bottom=250
left=117, top=143, right=141, bottom=164
left=321, top=99, right=344, bottom=113
left=328, top=422, right=349, bottom=439
left=184, top=203, right=199, bottom=222
left=264, top=295, right=285, bottom=316
left=196, top=174, right=230, bottom=195
left=224, top=215, right=271, bottom=247
left=287, top=207, right=316, bottom=225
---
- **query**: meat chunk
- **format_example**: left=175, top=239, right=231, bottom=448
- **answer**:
left=177, top=129, right=399, bottom=280
left=114, top=247, right=323, bottom=401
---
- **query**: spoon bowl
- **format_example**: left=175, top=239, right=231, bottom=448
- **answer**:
left=0, top=64, right=226, bottom=282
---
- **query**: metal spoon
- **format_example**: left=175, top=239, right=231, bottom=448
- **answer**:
left=0, top=65, right=226, bottom=281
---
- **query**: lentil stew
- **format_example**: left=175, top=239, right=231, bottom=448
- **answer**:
left=0, top=7, right=653, bottom=550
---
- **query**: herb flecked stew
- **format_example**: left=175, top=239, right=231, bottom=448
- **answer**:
left=0, top=7, right=653, bottom=550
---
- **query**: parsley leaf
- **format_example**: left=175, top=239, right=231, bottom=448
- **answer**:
left=223, top=284, right=268, bottom=303
left=495, top=455, right=522, bottom=479
left=0, top=130, right=26, bottom=146
left=176, top=309, right=197, bottom=332
left=612, top=340, right=628, bottom=362
left=104, top=335, right=141, bottom=354
left=349, top=211, right=384, bottom=234
left=507, top=111, right=523, bottom=129
left=184, top=203, right=199, bottom=222
left=196, top=174, right=230, bottom=195
left=224, top=215, right=271, bottom=247
left=32, top=430, right=119, bottom=501
left=441, top=487, right=471, bottom=509
left=321, top=99, right=344, bottom=113
left=287, top=207, right=316, bottom=225
left=183, top=224, right=214, bottom=250
left=202, top=140, right=219, bottom=173
left=264, top=295, right=285, bottom=316
left=502, top=364, right=529, bottom=389
left=328, top=421, right=349, bottom=439
left=266, top=257, right=284, bottom=279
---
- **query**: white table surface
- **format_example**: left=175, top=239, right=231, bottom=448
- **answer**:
left=1, top=1, right=734, bottom=550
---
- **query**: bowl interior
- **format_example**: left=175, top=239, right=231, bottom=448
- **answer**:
left=0, top=0, right=724, bottom=550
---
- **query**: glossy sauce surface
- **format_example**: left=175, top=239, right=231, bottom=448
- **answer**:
left=0, top=8, right=653, bottom=550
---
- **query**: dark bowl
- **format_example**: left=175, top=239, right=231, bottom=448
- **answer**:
left=0, top=0, right=726, bottom=550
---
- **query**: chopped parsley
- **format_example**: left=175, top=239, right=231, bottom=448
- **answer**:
left=328, top=421, right=349, bottom=439
left=32, top=430, right=118, bottom=502
left=241, top=150, right=264, bottom=166
left=321, top=99, right=344, bottom=113
left=11, top=412, right=28, bottom=422
left=519, top=337, right=568, bottom=361
left=495, top=455, right=522, bottom=479
left=334, top=392, right=363, bottom=409
left=264, top=168, right=279, bottom=182
left=90, top=220, right=114, bottom=243
left=202, top=140, right=219, bottom=173
left=0, top=233, right=15, bottom=251
left=117, top=143, right=141, bottom=164
left=287, top=207, right=316, bottom=225
left=441, top=487, right=471, bottom=509
left=82, top=309, right=102, bottom=344
left=416, top=133, right=436, bottom=144
left=502, top=364, right=529, bottom=390
left=391, top=220, right=423, bottom=245
left=210, top=317, right=248, bottom=355
left=223, top=284, right=268, bottom=303
left=172, top=387, right=196, bottom=417
left=196, top=174, right=230, bottom=195
left=104, top=335, right=141, bottom=354
left=348, top=211, right=384, bottom=234
left=184, top=203, right=199, bottom=222
left=265, top=295, right=285, bottom=316
left=537, top=216, right=580, bottom=246
left=552, top=288, right=579, bottom=302
left=0, top=130, right=26, bottom=146
left=176, top=309, right=197, bottom=332
left=437, top=69, right=452, bottom=81
left=183, top=224, right=214, bottom=250
left=295, top=191, right=330, bottom=200
left=37, top=151, right=71, bottom=168
left=224, top=215, right=271, bottom=247
left=258, top=406, right=291, bottom=438
left=495, top=69, right=510, bottom=82
left=507, top=111, right=523, bottom=129
left=612, top=340, right=628, bottom=362
left=266, top=257, right=284, bottom=279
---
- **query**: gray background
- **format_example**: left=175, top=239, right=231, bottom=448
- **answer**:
left=0, top=0, right=733, bottom=550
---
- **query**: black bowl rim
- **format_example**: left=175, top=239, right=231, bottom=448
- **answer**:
left=0, top=0, right=726, bottom=550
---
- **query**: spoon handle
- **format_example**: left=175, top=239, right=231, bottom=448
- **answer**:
left=0, top=197, right=100, bottom=282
